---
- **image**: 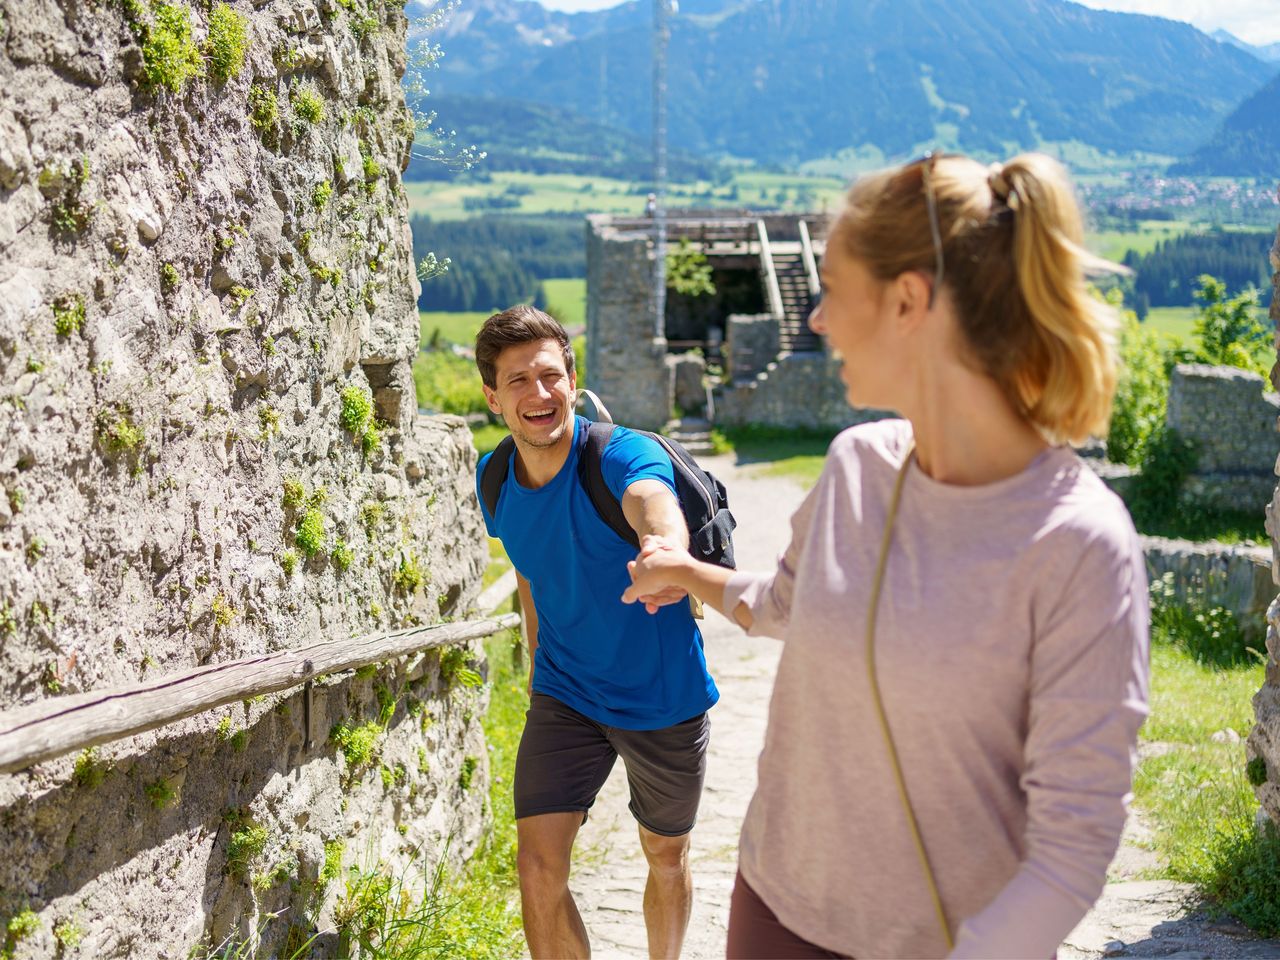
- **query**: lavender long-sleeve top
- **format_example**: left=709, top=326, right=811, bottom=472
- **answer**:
left=723, top=419, right=1150, bottom=959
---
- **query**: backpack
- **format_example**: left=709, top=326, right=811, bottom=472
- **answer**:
left=478, top=403, right=737, bottom=570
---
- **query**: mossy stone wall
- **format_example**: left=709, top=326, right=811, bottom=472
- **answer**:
left=0, top=0, right=489, bottom=954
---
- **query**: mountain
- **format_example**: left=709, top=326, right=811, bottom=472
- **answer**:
left=1171, top=70, right=1280, bottom=176
left=1212, top=29, right=1280, bottom=63
left=419, top=0, right=1273, bottom=166
left=406, top=94, right=726, bottom=181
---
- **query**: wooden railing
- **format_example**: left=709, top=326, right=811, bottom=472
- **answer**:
left=0, top=584, right=522, bottom=776
left=756, top=219, right=785, bottom=319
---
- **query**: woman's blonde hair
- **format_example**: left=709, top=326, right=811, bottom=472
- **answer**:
left=833, top=152, right=1122, bottom=445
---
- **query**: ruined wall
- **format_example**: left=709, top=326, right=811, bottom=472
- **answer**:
left=0, top=0, right=489, bottom=955
left=585, top=215, right=670, bottom=431
left=716, top=352, right=890, bottom=432
left=1167, top=363, right=1280, bottom=513
left=1252, top=218, right=1280, bottom=825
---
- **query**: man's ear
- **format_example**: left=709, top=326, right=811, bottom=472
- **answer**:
left=482, top=384, right=502, bottom=416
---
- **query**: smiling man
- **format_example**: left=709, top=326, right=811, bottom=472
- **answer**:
left=472, top=305, right=718, bottom=959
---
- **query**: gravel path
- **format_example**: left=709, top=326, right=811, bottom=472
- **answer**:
left=557, top=455, right=1280, bottom=959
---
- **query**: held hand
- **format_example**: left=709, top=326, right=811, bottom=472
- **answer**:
left=622, top=536, right=692, bottom=613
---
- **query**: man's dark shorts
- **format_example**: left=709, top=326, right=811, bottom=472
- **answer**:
left=514, top=692, right=711, bottom=837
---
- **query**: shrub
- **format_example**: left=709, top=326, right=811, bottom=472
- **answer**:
left=281, top=477, right=306, bottom=509
left=1107, top=313, right=1169, bottom=466
left=52, top=294, right=85, bottom=336
left=291, top=86, right=324, bottom=124
left=330, top=719, right=381, bottom=770
left=73, top=747, right=108, bottom=788
left=225, top=817, right=269, bottom=878
left=665, top=237, right=715, bottom=297
left=312, top=179, right=332, bottom=211
left=141, top=2, right=203, bottom=94
left=160, top=262, right=181, bottom=293
left=331, top=540, right=353, bottom=572
left=1125, top=426, right=1197, bottom=530
left=339, top=385, right=373, bottom=433
left=1148, top=571, right=1264, bottom=668
left=98, top=411, right=145, bottom=456
left=1248, top=756, right=1268, bottom=787
left=1191, top=275, right=1271, bottom=376
left=279, top=549, right=298, bottom=575
left=249, top=85, right=278, bottom=135
left=204, top=2, right=249, bottom=83
left=412, top=350, right=488, bottom=416
left=393, top=553, right=424, bottom=593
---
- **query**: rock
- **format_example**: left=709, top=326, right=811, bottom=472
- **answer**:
left=1102, top=940, right=1126, bottom=957
left=132, top=206, right=162, bottom=242
left=1211, top=728, right=1242, bottom=744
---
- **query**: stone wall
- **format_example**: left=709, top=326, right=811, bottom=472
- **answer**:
left=1143, top=536, right=1273, bottom=643
left=716, top=351, right=892, bottom=432
left=585, top=215, right=670, bottom=431
left=725, top=313, right=778, bottom=384
left=1168, top=363, right=1279, bottom=512
left=0, top=1, right=489, bottom=955
left=1251, top=219, right=1280, bottom=825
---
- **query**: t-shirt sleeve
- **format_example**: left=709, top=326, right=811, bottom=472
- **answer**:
left=599, top=428, right=677, bottom=501
left=474, top=451, right=498, bottom=539
left=721, top=465, right=822, bottom=640
left=948, top=520, right=1150, bottom=959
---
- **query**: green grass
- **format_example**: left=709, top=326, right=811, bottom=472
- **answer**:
left=543, top=278, right=586, bottom=330
left=471, top=423, right=508, bottom=456
left=1085, top=220, right=1197, bottom=262
left=420, top=311, right=491, bottom=349
left=1132, top=603, right=1280, bottom=935
left=1141, top=306, right=1198, bottom=342
left=712, top=425, right=836, bottom=489
left=1130, top=505, right=1268, bottom=547
left=413, top=350, right=488, bottom=416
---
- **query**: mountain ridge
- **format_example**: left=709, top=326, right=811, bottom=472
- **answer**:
left=417, top=0, right=1273, bottom=165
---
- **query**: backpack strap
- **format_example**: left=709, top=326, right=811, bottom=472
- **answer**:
left=479, top=435, right=517, bottom=518
left=578, top=421, right=640, bottom=550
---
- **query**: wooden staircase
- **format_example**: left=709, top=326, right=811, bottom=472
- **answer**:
left=772, top=250, right=822, bottom=353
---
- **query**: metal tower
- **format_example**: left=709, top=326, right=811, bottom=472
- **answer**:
left=652, top=0, right=670, bottom=339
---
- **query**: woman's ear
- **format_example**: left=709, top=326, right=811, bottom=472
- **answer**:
left=894, top=271, right=933, bottom=332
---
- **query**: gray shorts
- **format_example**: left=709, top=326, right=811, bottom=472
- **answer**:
left=513, top=693, right=711, bottom=837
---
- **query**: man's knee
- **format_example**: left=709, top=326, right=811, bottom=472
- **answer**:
left=517, top=813, right=579, bottom=890
left=639, top=828, right=690, bottom=877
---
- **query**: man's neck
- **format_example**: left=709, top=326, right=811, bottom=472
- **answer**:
left=512, top=423, right=576, bottom=489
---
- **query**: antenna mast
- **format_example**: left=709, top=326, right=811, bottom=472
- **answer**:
left=652, top=0, right=670, bottom=338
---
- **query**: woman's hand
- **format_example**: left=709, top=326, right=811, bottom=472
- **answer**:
left=622, top=535, right=693, bottom=614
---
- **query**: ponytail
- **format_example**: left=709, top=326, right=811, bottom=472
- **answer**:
left=835, top=152, right=1124, bottom=445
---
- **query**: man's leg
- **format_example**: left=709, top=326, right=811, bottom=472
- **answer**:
left=638, top=824, right=693, bottom=960
left=517, top=811, right=590, bottom=959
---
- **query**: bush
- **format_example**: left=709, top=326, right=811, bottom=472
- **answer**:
left=1125, top=425, right=1197, bottom=529
left=1190, top=275, right=1271, bottom=376
left=1148, top=572, right=1264, bottom=668
left=413, top=350, right=488, bottom=416
left=1107, top=313, right=1169, bottom=467
left=204, top=2, right=249, bottom=83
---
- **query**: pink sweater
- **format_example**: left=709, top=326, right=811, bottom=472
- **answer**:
left=723, top=419, right=1149, bottom=959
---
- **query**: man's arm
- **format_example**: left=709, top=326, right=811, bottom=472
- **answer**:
left=621, top=479, right=690, bottom=612
left=515, top=570, right=539, bottom=696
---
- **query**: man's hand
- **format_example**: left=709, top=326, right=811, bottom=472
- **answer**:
left=623, top=535, right=694, bottom=614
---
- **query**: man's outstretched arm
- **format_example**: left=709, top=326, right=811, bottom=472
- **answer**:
left=620, top=479, right=689, bottom=612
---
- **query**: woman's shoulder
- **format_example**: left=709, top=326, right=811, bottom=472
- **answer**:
left=828, top=417, right=912, bottom=464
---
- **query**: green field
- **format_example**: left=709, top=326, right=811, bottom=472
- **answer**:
left=420, top=310, right=490, bottom=348
left=1142, top=305, right=1197, bottom=342
left=406, top=169, right=850, bottom=222
left=1086, top=220, right=1195, bottom=262
left=543, top=278, right=585, bottom=329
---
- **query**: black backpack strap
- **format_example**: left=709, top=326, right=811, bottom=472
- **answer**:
left=479, top=435, right=517, bottom=518
left=578, top=421, right=640, bottom=550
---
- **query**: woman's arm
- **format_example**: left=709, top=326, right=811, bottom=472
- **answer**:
left=621, top=536, right=754, bottom=630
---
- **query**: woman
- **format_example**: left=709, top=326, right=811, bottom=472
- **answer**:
left=622, top=153, right=1149, bottom=959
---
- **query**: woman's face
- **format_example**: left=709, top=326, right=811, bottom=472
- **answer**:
left=809, top=244, right=902, bottom=410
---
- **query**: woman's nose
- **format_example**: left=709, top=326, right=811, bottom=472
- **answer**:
left=808, top=300, right=827, bottom=335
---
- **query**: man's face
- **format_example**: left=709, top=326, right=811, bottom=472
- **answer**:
left=483, top=338, right=577, bottom=450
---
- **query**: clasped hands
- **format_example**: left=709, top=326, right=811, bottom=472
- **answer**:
left=621, top=534, right=691, bottom=615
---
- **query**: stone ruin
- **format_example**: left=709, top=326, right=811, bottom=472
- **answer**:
left=585, top=210, right=887, bottom=440
left=0, top=0, right=490, bottom=955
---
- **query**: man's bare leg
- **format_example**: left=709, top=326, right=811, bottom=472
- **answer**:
left=517, top=812, right=590, bottom=958
left=638, top=825, right=693, bottom=959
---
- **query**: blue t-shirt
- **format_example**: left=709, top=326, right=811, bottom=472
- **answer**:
left=476, top=417, right=718, bottom=730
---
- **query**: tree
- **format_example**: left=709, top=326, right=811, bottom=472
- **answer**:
left=1190, top=275, right=1271, bottom=377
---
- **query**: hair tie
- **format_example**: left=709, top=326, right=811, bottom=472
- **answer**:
left=987, top=164, right=1012, bottom=205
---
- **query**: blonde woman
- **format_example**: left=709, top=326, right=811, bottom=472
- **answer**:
left=623, top=153, right=1149, bottom=959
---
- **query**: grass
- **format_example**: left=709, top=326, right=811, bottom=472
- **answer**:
left=543, top=278, right=586, bottom=330
left=1085, top=219, right=1195, bottom=262
left=419, top=311, right=490, bottom=349
left=1131, top=594, right=1280, bottom=936
left=413, top=350, right=488, bottom=416
left=1142, top=306, right=1198, bottom=343
left=1130, top=505, right=1268, bottom=546
left=711, top=424, right=836, bottom=489
left=471, top=423, right=508, bottom=456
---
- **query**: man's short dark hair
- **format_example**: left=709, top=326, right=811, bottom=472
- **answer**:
left=474, top=305, right=575, bottom=389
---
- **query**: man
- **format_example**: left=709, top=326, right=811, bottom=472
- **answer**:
left=473, top=305, right=718, bottom=959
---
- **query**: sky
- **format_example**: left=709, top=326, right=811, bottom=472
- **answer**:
left=533, top=0, right=1280, bottom=46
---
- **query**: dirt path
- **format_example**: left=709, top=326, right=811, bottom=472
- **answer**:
left=560, top=455, right=1280, bottom=959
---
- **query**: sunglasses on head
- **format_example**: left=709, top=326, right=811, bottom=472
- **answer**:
left=903, top=151, right=946, bottom=309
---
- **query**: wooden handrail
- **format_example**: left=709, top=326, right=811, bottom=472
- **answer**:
left=0, top=612, right=520, bottom=775
left=756, top=219, right=785, bottom=319
left=798, top=219, right=821, bottom=299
